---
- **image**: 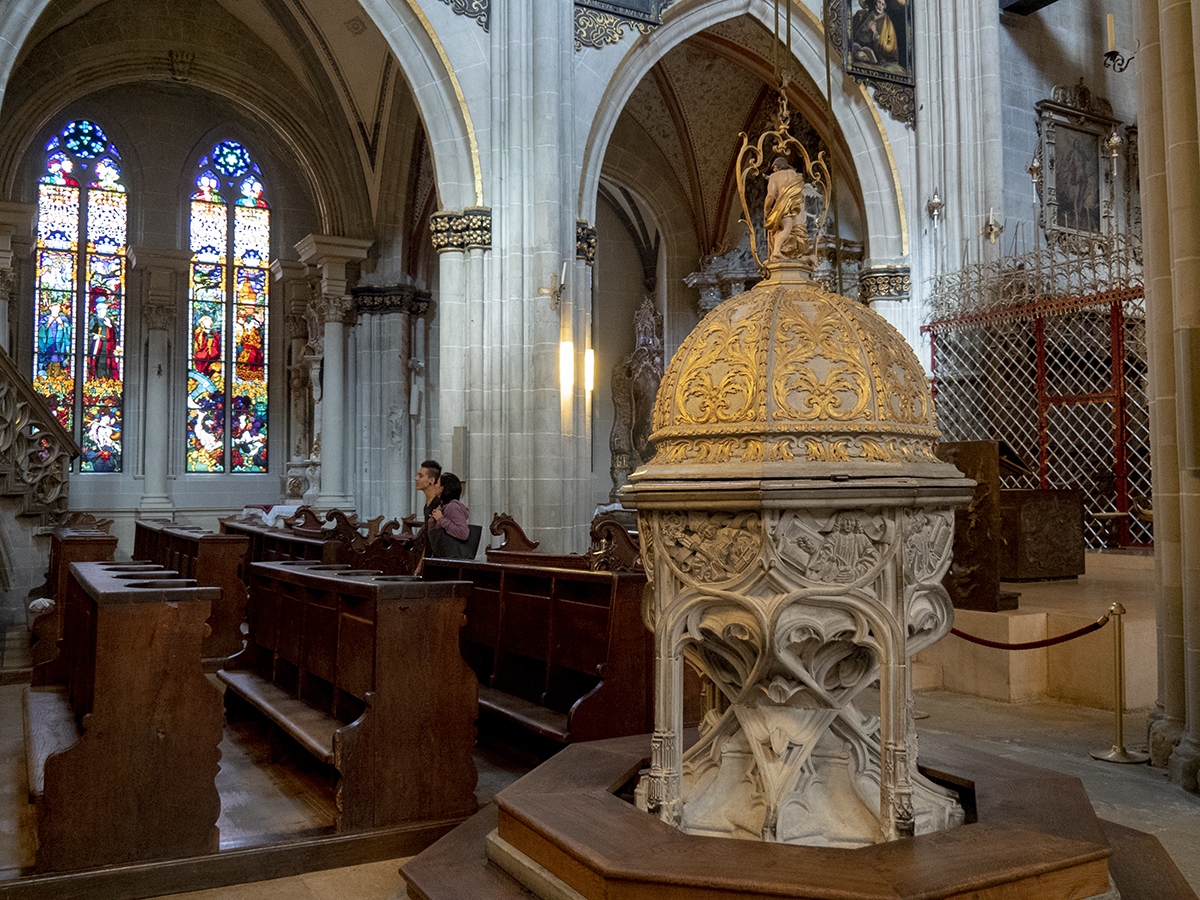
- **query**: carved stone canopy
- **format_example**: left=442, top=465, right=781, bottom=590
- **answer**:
left=646, top=261, right=942, bottom=480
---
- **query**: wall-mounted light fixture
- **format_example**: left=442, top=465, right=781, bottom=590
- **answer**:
left=584, top=348, right=595, bottom=394
left=560, top=340, right=574, bottom=397
left=981, top=207, right=1004, bottom=245
left=539, top=260, right=568, bottom=311
left=1103, top=14, right=1136, bottom=72
left=926, top=187, right=944, bottom=229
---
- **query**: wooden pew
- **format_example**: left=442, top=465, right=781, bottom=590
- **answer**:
left=133, top=519, right=250, bottom=667
left=218, top=562, right=478, bottom=831
left=485, top=511, right=644, bottom=573
left=29, top=525, right=119, bottom=682
left=220, top=513, right=334, bottom=565
left=422, top=557, right=651, bottom=750
left=220, top=507, right=424, bottom=575
left=23, top=561, right=223, bottom=872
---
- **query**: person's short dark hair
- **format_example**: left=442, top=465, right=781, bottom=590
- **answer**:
left=420, top=459, right=442, bottom=481
left=439, top=472, right=463, bottom=503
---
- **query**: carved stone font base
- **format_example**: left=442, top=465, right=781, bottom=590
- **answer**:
left=626, top=482, right=974, bottom=848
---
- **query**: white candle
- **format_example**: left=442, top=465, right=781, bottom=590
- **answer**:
left=1107, top=14, right=1116, bottom=52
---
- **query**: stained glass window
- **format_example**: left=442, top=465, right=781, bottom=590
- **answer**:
left=33, top=120, right=126, bottom=473
left=187, top=141, right=269, bottom=473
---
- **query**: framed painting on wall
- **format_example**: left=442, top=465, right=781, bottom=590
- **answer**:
left=825, top=0, right=915, bottom=126
left=1035, top=81, right=1120, bottom=248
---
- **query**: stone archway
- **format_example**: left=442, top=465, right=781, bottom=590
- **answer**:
left=579, top=0, right=906, bottom=266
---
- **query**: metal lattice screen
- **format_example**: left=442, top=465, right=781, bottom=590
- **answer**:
left=927, top=236, right=1151, bottom=549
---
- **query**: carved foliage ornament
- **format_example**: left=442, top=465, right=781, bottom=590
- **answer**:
left=649, top=281, right=936, bottom=468
left=438, top=0, right=489, bottom=31
left=351, top=284, right=432, bottom=316
left=857, top=266, right=911, bottom=304
left=0, top=349, right=75, bottom=513
left=430, top=207, right=492, bottom=253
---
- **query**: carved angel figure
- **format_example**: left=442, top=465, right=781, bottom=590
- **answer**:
left=764, top=156, right=810, bottom=262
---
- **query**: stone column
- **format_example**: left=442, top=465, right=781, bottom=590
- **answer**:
left=311, top=292, right=354, bottom=509
left=1136, top=0, right=1186, bottom=771
left=1149, top=0, right=1200, bottom=791
left=129, top=248, right=190, bottom=515
left=294, top=235, right=372, bottom=512
left=271, top=260, right=311, bottom=467
left=0, top=202, right=35, bottom=354
left=430, top=208, right=487, bottom=512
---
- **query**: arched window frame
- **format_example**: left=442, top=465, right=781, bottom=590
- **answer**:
left=31, top=119, right=128, bottom=473
left=186, top=140, right=270, bottom=474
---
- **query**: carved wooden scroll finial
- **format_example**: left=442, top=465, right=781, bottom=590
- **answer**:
left=588, top=514, right=642, bottom=572
left=490, top=513, right=539, bottom=552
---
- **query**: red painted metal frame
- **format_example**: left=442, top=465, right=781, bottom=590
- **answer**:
left=924, top=287, right=1145, bottom=549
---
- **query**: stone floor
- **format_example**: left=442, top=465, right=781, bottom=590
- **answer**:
left=4, top=551, right=1198, bottom=899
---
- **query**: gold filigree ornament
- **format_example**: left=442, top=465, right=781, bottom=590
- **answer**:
left=635, top=91, right=944, bottom=480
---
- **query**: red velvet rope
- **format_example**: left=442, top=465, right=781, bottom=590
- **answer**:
left=949, top=612, right=1111, bottom=651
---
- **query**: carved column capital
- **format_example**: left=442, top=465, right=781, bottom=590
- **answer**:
left=430, top=207, right=492, bottom=254
left=858, top=265, right=912, bottom=305
left=313, top=293, right=355, bottom=325
left=286, top=313, right=308, bottom=341
left=142, top=301, right=175, bottom=332
left=352, top=283, right=432, bottom=316
left=0, top=267, right=16, bottom=303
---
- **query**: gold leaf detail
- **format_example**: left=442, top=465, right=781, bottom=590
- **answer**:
left=767, top=439, right=794, bottom=462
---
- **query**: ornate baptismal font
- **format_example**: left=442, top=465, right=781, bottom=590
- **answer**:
left=403, top=101, right=1136, bottom=900
left=623, top=104, right=973, bottom=847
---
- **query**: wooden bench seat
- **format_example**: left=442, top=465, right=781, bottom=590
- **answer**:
left=422, top=558, right=651, bottom=751
left=22, top=685, right=77, bottom=801
left=217, top=669, right=338, bottom=763
left=219, top=561, right=479, bottom=831
left=24, top=561, right=224, bottom=872
left=477, top=685, right=569, bottom=744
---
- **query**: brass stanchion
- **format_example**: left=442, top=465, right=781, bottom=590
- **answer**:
left=1090, top=602, right=1149, bottom=764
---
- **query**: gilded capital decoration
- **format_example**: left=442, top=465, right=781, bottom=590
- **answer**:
left=438, top=0, right=488, bottom=31
left=576, top=219, right=597, bottom=265
left=858, top=265, right=911, bottom=304
left=352, top=284, right=433, bottom=316
left=430, top=206, right=492, bottom=253
left=141, top=301, right=175, bottom=333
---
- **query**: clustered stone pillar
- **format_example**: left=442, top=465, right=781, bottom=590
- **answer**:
left=1136, top=0, right=1200, bottom=791
left=295, top=234, right=372, bottom=512
left=129, top=247, right=190, bottom=514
